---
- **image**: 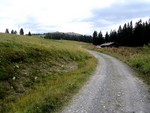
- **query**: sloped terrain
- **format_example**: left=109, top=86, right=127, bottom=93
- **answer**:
left=0, top=33, right=96, bottom=113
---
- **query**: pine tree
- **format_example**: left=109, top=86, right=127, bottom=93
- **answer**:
left=134, top=20, right=143, bottom=46
left=98, top=31, right=104, bottom=44
left=20, top=28, right=24, bottom=35
left=102, top=18, right=150, bottom=46
left=11, top=30, right=14, bottom=34
left=93, top=31, right=98, bottom=45
left=105, top=32, right=109, bottom=42
left=28, top=31, right=31, bottom=36
left=5, top=29, right=9, bottom=34
left=14, top=30, right=17, bottom=34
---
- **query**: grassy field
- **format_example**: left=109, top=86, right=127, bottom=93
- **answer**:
left=0, top=33, right=97, bottom=113
left=86, top=45, right=150, bottom=89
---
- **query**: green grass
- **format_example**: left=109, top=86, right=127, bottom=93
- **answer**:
left=0, top=33, right=97, bottom=113
left=85, top=44, right=150, bottom=89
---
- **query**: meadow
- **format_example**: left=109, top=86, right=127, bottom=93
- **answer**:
left=0, top=33, right=97, bottom=113
left=86, top=45, right=150, bottom=89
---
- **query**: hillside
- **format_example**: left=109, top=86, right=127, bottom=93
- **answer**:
left=0, top=33, right=96, bottom=113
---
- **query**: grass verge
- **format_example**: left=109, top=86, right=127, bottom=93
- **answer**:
left=0, top=33, right=97, bottom=113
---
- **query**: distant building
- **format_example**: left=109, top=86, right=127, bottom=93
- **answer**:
left=100, top=42, right=119, bottom=48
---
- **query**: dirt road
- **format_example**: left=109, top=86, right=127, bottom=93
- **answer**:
left=61, top=50, right=150, bottom=113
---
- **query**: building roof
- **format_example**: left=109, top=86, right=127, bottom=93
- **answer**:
left=100, top=42, right=119, bottom=47
left=100, top=42, right=115, bottom=46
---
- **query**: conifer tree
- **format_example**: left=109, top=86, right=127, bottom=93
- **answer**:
left=11, top=30, right=14, bottom=34
left=14, top=30, right=17, bottom=34
left=5, top=29, right=9, bottom=34
left=28, top=31, right=31, bottom=36
left=20, top=28, right=24, bottom=35
left=93, top=31, right=98, bottom=45
left=98, top=31, right=104, bottom=44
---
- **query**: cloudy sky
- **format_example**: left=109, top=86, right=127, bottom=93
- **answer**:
left=0, top=0, right=150, bottom=35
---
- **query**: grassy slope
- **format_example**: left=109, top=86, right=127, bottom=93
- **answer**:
left=0, top=33, right=97, bottom=113
left=86, top=45, right=150, bottom=89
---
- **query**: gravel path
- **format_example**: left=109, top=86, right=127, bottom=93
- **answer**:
left=61, top=50, right=150, bottom=113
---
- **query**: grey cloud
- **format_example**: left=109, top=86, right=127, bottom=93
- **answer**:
left=88, top=1, right=150, bottom=29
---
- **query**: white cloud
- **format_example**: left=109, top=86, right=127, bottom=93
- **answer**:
left=0, top=0, right=149, bottom=35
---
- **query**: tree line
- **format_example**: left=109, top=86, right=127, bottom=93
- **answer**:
left=4, top=18, right=149, bottom=46
left=44, top=32, right=92, bottom=43
left=44, top=18, right=150, bottom=47
left=93, top=19, right=150, bottom=46
left=5, top=28, right=31, bottom=36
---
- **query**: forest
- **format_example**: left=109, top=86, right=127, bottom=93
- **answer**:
left=44, top=32, right=92, bottom=43
left=93, top=19, right=150, bottom=46
left=44, top=19, right=150, bottom=47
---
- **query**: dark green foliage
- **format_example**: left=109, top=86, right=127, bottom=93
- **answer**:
left=92, top=31, right=97, bottom=45
left=0, top=63, right=14, bottom=80
left=103, top=19, right=150, bottom=47
left=26, top=96, right=61, bottom=113
left=98, top=31, right=104, bottom=44
left=5, top=29, right=9, bottom=34
left=14, top=30, right=17, bottom=34
left=92, top=30, right=104, bottom=45
left=20, top=28, right=24, bottom=35
left=0, top=88, right=7, bottom=99
left=11, top=30, right=17, bottom=34
left=44, top=32, right=92, bottom=43
left=105, top=32, right=109, bottom=42
left=28, top=32, right=31, bottom=36
left=11, top=30, right=14, bottom=34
